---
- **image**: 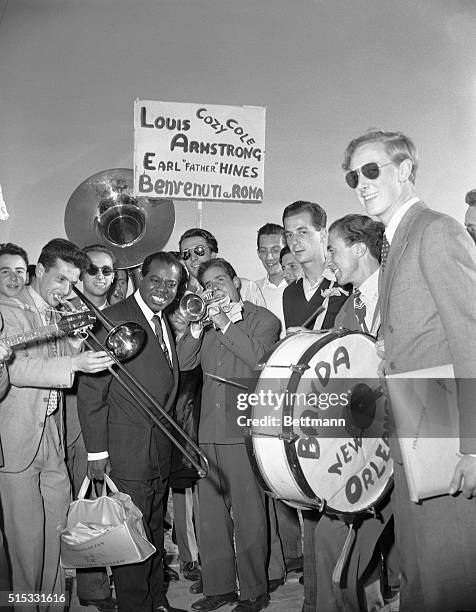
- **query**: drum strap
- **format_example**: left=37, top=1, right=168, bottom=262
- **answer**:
left=332, top=522, right=356, bottom=586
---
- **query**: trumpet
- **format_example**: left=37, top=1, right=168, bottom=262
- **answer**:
left=179, top=290, right=231, bottom=327
left=59, top=288, right=209, bottom=478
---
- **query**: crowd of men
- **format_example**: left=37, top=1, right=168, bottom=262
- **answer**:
left=0, top=128, right=475, bottom=612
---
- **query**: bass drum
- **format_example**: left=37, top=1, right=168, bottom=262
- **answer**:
left=245, top=330, right=393, bottom=517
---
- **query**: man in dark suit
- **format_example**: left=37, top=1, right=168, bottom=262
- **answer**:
left=343, top=129, right=476, bottom=612
left=177, top=258, right=280, bottom=612
left=78, top=251, right=186, bottom=612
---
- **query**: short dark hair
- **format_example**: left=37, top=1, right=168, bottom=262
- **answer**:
left=179, top=228, right=218, bottom=253
left=141, top=251, right=182, bottom=277
left=256, top=223, right=286, bottom=249
left=38, top=238, right=89, bottom=272
left=83, top=244, right=117, bottom=268
left=329, top=214, right=385, bottom=262
left=342, top=129, right=419, bottom=184
left=0, top=242, right=29, bottom=267
left=282, top=201, right=327, bottom=230
left=197, top=258, right=237, bottom=286
left=279, top=245, right=291, bottom=264
left=465, top=189, right=476, bottom=207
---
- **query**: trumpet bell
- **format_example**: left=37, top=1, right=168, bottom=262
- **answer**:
left=179, top=293, right=207, bottom=322
left=105, top=321, right=146, bottom=361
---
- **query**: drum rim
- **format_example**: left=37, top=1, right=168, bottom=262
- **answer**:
left=246, top=328, right=394, bottom=518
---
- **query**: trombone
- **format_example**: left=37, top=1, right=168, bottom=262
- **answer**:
left=61, top=286, right=209, bottom=478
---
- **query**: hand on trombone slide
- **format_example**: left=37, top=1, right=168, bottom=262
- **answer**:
left=71, top=350, right=115, bottom=374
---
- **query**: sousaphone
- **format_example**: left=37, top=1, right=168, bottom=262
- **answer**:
left=64, top=168, right=175, bottom=269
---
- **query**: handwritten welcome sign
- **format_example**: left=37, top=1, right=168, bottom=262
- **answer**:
left=133, top=100, right=266, bottom=203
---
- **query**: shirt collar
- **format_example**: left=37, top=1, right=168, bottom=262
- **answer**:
left=28, top=285, right=51, bottom=314
left=356, top=268, right=379, bottom=302
left=134, top=288, right=162, bottom=322
left=385, top=197, right=420, bottom=243
left=260, top=276, right=287, bottom=290
left=302, top=267, right=336, bottom=290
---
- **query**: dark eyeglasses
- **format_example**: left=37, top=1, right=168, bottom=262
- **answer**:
left=86, top=265, right=114, bottom=277
left=181, top=245, right=208, bottom=260
left=345, top=162, right=393, bottom=189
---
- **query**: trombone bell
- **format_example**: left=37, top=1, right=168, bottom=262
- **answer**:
left=105, top=322, right=146, bottom=361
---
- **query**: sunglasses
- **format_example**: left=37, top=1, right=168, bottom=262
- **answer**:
left=86, top=265, right=114, bottom=277
left=181, top=245, right=208, bottom=260
left=345, top=162, right=393, bottom=189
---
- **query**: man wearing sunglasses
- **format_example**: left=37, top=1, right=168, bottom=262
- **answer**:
left=179, top=228, right=265, bottom=306
left=65, top=244, right=118, bottom=611
left=343, top=129, right=476, bottom=612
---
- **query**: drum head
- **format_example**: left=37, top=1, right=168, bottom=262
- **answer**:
left=247, top=330, right=393, bottom=516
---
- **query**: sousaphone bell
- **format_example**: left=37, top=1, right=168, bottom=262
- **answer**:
left=64, top=168, right=175, bottom=270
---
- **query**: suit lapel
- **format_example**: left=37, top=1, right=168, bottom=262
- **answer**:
left=380, top=202, right=426, bottom=327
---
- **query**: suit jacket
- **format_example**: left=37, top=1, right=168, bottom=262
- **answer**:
left=380, top=201, right=476, bottom=452
left=77, top=294, right=179, bottom=480
left=334, top=293, right=380, bottom=335
left=0, top=288, right=75, bottom=473
left=177, top=301, right=280, bottom=443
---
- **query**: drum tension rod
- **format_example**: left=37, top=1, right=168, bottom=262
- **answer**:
left=255, top=363, right=310, bottom=374
left=250, top=431, right=300, bottom=443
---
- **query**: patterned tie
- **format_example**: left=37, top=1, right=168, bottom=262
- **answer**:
left=152, top=314, right=172, bottom=368
left=380, top=234, right=391, bottom=272
left=353, top=289, right=369, bottom=334
left=45, top=309, right=59, bottom=415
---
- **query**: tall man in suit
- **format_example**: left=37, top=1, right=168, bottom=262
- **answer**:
left=78, top=251, right=186, bottom=612
left=177, top=258, right=280, bottom=612
left=317, top=213, right=395, bottom=611
left=0, top=238, right=113, bottom=612
left=343, top=129, right=476, bottom=611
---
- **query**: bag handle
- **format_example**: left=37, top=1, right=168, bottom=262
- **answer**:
left=101, top=473, right=120, bottom=496
left=76, top=474, right=120, bottom=500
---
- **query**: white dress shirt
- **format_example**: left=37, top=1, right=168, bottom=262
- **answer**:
left=356, top=268, right=380, bottom=334
left=385, top=197, right=420, bottom=243
left=256, top=277, right=287, bottom=338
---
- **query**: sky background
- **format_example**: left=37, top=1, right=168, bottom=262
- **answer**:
left=0, top=0, right=475, bottom=280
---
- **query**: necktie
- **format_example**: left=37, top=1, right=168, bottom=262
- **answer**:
left=380, top=234, right=390, bottom=272
left=45, top=309, right=59, bottom=416
left=353, top=289, right=369, bottom=334
left=152, top=314, right=172, bottom=368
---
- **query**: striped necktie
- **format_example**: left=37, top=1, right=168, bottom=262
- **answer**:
left=152, top=314, right=172, bottom=368
left=380, top=235, right=390, bottom=271
left=353, top=289, right=369, bottom=334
